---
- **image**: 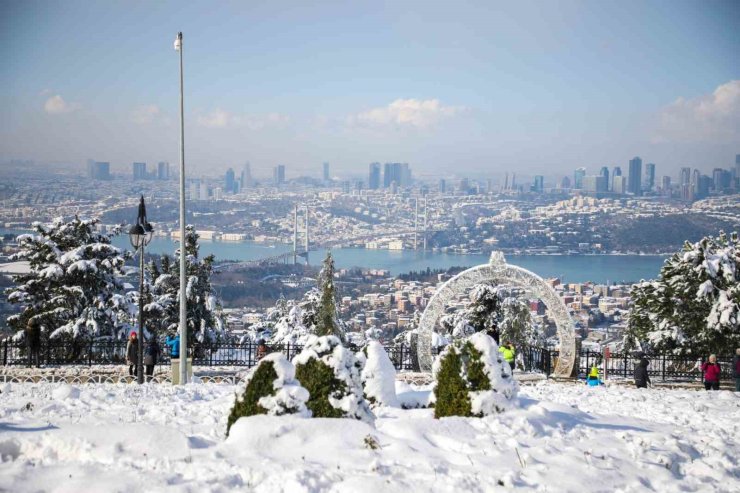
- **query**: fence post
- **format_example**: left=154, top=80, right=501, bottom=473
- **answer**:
left=3, top=339, right=7, bottom=366
left=88, top=339, right=93, bottom=367
left=624, top=351, right=628, bottom=379
left=662, top=354, right=666, bottom=382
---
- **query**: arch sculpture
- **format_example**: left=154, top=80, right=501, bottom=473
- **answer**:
left=416, top=251, right=576, bottom=378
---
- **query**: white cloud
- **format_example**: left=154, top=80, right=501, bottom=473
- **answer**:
left=349, top=99, right=466, bottom=128
left=43, top=94, right=79, bottom=114
left=130, top=105, right=161, bottom=125
left=196, top=108, right=290, bottom=129
left=652, top=80, right=740, bottom=143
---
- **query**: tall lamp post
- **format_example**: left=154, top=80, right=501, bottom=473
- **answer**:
left=129, top=196, right=154, bottom=385
left=174, top=32, right=188, bottom=385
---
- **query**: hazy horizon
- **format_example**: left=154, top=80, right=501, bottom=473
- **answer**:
left=2, top=1, right=739, bottom=178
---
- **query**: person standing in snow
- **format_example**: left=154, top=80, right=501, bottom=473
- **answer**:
left=165, top=333, right=180, bottom=360
left=256, top=339, right=268, bottom=361
left=733, top=348, right=740, bottom=392
left=126, top=331, right=139, bottom=377
left=25, top=319, right=41, bottom=368
left=634, top=353, right=651, bottom=389
left=486, top=326, right=500, bottom=345
left=586, top=365, right=602, bottom=386
left=143, top=338, right=161, bottom=382
left=701, top=354, right=721, bottom=391
left=499, top=341, right=515, bottom=372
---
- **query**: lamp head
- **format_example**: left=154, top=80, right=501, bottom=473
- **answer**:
left=174, top=32, right=182, bottom=51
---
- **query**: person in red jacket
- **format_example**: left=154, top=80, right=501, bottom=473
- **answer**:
left=701, top=354, right=721, bottom=391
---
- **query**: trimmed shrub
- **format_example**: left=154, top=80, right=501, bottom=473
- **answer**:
left=357, top=341, right=400, bottom=408
left=226, top=353, right=309, bottom=436
left=293, top=335, right=374, bottom=423
left=433, top=332, right=517, bottom=418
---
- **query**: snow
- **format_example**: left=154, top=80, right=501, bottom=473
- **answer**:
left=359, top=341, right=400, bottom=408
left=247, top=353, right=310, bottom=417
left=1, top=381, right=737, bottom=492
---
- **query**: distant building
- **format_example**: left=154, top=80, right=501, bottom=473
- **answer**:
left=613, top=176, right=627, bottom=194
left=157, top=161, right=170, bottom=180
left=712, top=168, right=731, bottom=191
left=583, top=175, right=608, bottom=193
left=680, top=167, right=691, bottom=186
left=133, top=162, right=147, bottom=180
left=697, top=175, right=712, bottom=199
left=323, top=162, right=330, bottom=182
left=611, top=167, right=622, bottom=193
left=574, top=168, right=586, bottom=189
left=225, top=168, right=236, bottom=193
left=383, top=162, right=411, bottom=188
left=661, top=176, right=671, bottom=196
left=532, top=175, right=544, bottom=193
left=561, top=176, right=571, bottom=189
left=439, top=178, right=447, bottom=193
left=627, top=157, right=642, bottom=195
left=273, top=165, right=286, bottom=185
left=241, top=162, right=253, bottom=189
left=88, top=161, right=111, bottom=180
left=368, top=162, right=381, bottom=190
left=599, top=167, right=610, bottom=191
left=644, top=163, right=656, bottom=192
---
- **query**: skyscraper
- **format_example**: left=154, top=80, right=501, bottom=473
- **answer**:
left=532, top=175, right=544, bottom=193
left=241, top=162, right=252, bottom=189
left=628, top=157, right=642, bottom=195
left=574, top=168, right=586, bottom=189
left=157, top=161, right=170, bottom=180
left=133, top=162, right=147, bottom=180
left=439, top=178, right=447, bottom=193
left=273, top=165, right=286, bottom=185
left=661, top=176, right=671, bottom=196
left=680, top=167, right=691, bottom=186
left=225, top=168, right=236, bottom=193
left=89, top=161, right=111, bottom=180
left=561, top=176, right=571, bottom=189
left=644, top=163, right=656, bottom=192
left=368, top=162, right=381, bottom=190
left=383, top=163, right=410, bottom=188
left=599, top=167, right=610, bottom=191
left=323, top=162, right=330, bottom=182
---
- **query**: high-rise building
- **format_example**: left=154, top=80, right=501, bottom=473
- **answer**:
left=383, top=162, right=411, bottom=188
left=561, top=176, right=571, bottom=189
left=680, top=167, right=691, bottom=186
left=574, top=168, right=586, bottom=189
left=613, top=176, right=627, bottom=194
left=599, top=167, right=610, bottom=191
left=157, top=161, right=170, bottom=180
left=712, top=168, right=731, bottom=191
left=133, top=162, right=147, bottom=180
left=88, top=161, right=111, bottom=180
left=439, top=178, right=447, bottom=193
left=368, top=162, right=381, bottom=190
left=696, top=175, right=712, bottom=199
left=628, top=157, right=642, bottom=195
left=611, top=167, right=622, bottom=193
left=241, top=162, right=252, bottom=189
left=273, top=165, right=286, bottom=185
left=323, top=162, right=330, bottom=182
left=644, top=163, right=656, bottom=192
left=736, top=155, right=740, bottom=184
left=583, top=175, right=608, bottom=193
left=661, top=176, right=671, bottom=196
left=532, top=175, right=544, bottom=193
left=225, top=168, right=236, bottom=193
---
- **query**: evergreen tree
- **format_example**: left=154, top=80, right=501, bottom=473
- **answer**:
left=5, top=217, right=129, bottom=340
left=626, top=231, right=740, bottom=354
left=315, top=252, right=344, bottom=340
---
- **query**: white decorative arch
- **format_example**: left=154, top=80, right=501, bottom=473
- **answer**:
left=417, top=252, right=576, bottom=378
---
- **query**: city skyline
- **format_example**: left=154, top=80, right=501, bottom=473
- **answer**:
left=2, top=1, right=739, bottom=176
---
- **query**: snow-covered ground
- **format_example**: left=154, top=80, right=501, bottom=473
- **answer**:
left=0, top=381, right=738, bottom=492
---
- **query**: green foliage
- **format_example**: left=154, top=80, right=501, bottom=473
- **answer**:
left=226, top=360, right=278, bottom=436
left=434, top=345, right=472, bottom=418
left=315, top=252, right=343, bottom=340
left=465, top=343, right=492, bottom=392
left=295, top=357, right=345, bottom=418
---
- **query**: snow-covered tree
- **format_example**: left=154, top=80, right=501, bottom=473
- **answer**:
left=5, top=217, right=130, bottom=340
left=293, top=335, right=374, bottom=422
left=145, top=226, right=223, bottom=342
left=315, top=252, right=345, bottom=340
left=498, top=294, right=536, bottom=347
left=357, top=341, right=400, bottom=408
left=627, top=231, right=740, bottom=354
left=433, top=333, right=517, bottom=418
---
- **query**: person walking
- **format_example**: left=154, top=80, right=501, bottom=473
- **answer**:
left=126, top=331, right=139, bottom=377
left=498, top=341, right=516, bottom=372
left=634, top=353, right=651, bottom=389
left=701, top=354, right=721, bottom=391
left=143, top=338, right=161, bottom=382
left=733, top=348, right=740, bottom=392
left=25, top=319, right=41, bottom=368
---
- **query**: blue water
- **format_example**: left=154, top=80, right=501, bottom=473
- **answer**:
left=3, top=229, right=666, bottom=283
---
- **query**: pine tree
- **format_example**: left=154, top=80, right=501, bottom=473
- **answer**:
left=315, top=252, right=344, bottom=340
left=627, top=231, right=740, bottom=354
left=5, top=217, right=130, bottom=341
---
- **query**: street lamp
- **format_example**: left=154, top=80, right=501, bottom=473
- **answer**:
left=174, top=31, right=188, bottom=385
left=129, top=195, right=154, bottom=385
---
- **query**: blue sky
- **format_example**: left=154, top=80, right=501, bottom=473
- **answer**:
left=1, top=0, right=738, bottom=180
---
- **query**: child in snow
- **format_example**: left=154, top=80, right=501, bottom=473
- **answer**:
left=499, top=341, right=515, bottom=372
left=634, top=353, right=651, bottom=389
left=586, top=365, right=602, bottom=386
left=701, top=355, right=721, bottom=391
left=126, top=331, right=139, bottom=377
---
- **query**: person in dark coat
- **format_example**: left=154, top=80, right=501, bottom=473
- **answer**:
left=634, top=353, right=651, bottom=389
left=126, top=331, right=139, bottom=377
left=143, top=338, right=161, bottom=382
left=25, top=319, right=42, bottom=368
left=486, top=326, right=500, bottom=345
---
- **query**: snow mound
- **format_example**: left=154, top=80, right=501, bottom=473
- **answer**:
left=358, top=341, right=400, bottom=408
left=51, top=384, right=80, bottom=401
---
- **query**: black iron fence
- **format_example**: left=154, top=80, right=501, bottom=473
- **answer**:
left=1, top=338, right=734, bottom=382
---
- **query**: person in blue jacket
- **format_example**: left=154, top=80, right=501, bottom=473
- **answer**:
left=165, top=334, right=180, bottom=359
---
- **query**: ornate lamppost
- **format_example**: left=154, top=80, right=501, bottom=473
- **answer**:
left=129, top=195, right=154, bottom=384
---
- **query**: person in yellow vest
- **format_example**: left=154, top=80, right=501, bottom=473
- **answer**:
left=499, top=341, right=515, bottom=372
left=586, top=365, right=602, bottom=386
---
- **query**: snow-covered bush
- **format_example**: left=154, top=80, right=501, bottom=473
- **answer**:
left=5, top=216, right=130, bottom=340
left=226, top=353, right=309, bottom=436
left=627, top=231, right=740, bottom=354
left=433, top=333, right=517, bottom=418
left=357, top=341, right=399, bottom=408
left=293, top=335, right=373, bottom=423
